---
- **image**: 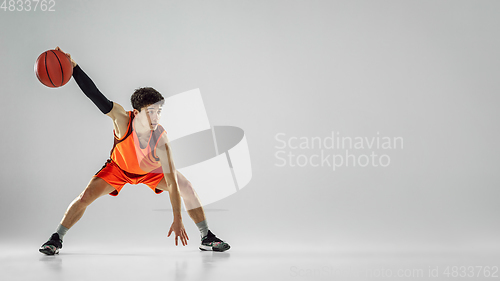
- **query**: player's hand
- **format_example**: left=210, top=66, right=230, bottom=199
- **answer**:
left=167, top=219, right=189, bottom=246
left=55, top=46, right=77, bottom=68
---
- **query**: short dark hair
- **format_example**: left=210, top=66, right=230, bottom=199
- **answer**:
left=131, top=87, right=165, bottom=111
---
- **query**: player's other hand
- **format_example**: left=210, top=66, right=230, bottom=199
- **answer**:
left=168, top=219, right=189, bottom=246
left=55, top=46, right=77, bottom=68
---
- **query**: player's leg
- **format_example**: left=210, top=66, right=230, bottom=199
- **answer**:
left=60, top=176, right=116, bottom=229
left=39, top=177, right=116, bottom=255
left=175, top=171, right=205, bottom=223
left=156, top=171, right=230, bottom=252
left=155, top=175, right=205, bottom=223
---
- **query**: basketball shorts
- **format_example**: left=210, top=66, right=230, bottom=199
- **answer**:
left=95, top=159, right=164, bottom=196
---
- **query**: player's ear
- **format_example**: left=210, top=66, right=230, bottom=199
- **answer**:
left=133, top=109, right=139, bottom=116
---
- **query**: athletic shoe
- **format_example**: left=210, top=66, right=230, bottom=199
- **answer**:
left=199, top=230, right=230, bottom=252
left=39, top=233, right=63, bottom=255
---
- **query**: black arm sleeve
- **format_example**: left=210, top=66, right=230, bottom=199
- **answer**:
left=72, top=65, right=114, bottom=114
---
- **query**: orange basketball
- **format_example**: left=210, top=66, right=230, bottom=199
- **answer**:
left=34, top=49, right=73, bottom=88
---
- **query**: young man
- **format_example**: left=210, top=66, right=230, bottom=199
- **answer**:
left=39, top=47, right=230, bottom=255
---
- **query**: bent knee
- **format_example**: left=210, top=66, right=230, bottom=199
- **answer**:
left=77, top=192, right=95, bottom=206
left=78, top=188, right=104, bottom=206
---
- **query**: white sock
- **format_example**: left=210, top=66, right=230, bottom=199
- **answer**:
left=196, top=220, right=209, bottom=238
left=56, top=224, right=69, bottom=240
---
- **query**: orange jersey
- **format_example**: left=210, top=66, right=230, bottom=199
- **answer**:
left=110, top=111, right=166, bottom=175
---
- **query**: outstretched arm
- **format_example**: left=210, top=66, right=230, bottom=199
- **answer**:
left=156, top=134, right=189, bottom=246
left=72, top=65, right=114, bottom=114
left=56, top=47, right=129, bottom=135
left=56, top=47, right=113, bottom=114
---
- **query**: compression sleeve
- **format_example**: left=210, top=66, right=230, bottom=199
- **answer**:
left=72, top=65, right=114, bottom=114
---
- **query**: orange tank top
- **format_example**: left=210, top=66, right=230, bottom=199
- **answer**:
left=110, top=111, right=166, bottom=175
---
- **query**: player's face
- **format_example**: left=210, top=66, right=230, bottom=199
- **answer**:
left=139, top=104, right=162, bottom=131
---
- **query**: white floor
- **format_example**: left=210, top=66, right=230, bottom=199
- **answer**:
left=2, top=241, right=499, bottom=281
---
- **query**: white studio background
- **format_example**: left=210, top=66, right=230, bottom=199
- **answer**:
left=0, top=0, right=499, bottom=253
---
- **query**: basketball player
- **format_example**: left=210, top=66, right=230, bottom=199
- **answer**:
left=39, top=47, right=230, bottom=255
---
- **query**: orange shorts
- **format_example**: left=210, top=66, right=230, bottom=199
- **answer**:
left=95, top=160, right=164, bottom=196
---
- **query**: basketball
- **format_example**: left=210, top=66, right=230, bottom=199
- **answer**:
left=34, top=49, right=73, bottom=88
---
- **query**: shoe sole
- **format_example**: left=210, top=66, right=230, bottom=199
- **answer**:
left=199, top=244, right=230, bottom=252
left=39, top=245, right=60, bottom=255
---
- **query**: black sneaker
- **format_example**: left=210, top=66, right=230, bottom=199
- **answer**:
left=39, top=233, right=63, bottom=255
left=199, top=230, right=230, bottom=252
